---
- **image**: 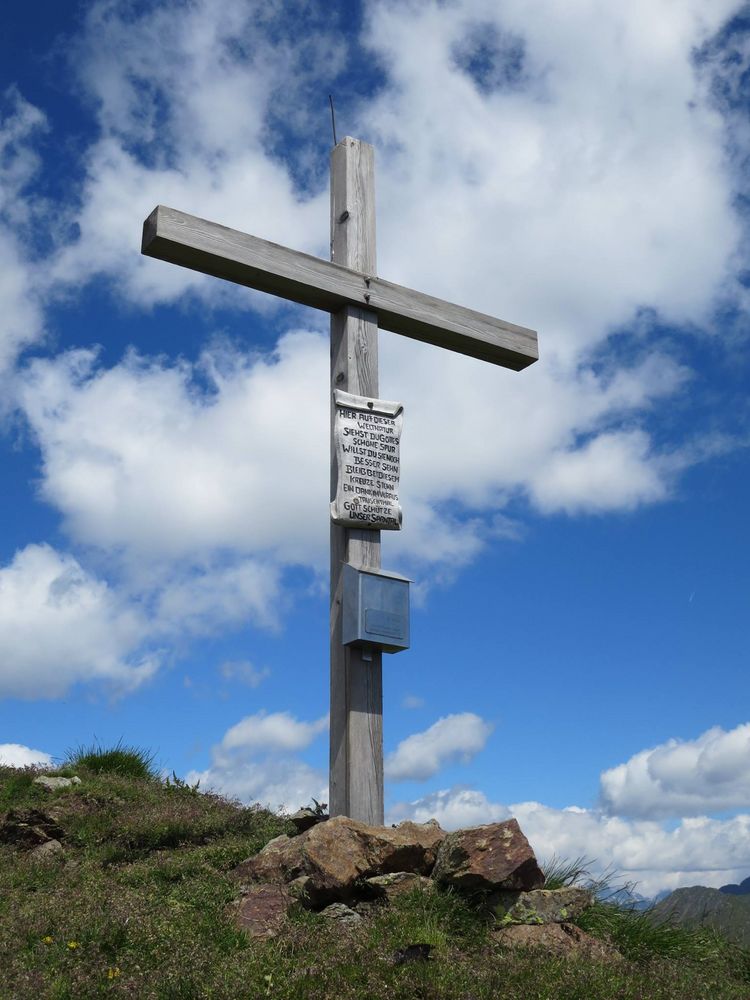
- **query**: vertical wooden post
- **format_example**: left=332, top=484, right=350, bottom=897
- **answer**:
left=329, top=137, right=384, bottom=825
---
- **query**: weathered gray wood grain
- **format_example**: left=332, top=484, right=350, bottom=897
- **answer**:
left=329, top=138, right=384, bottom=825
left=142, top=202, right=538, bottom=371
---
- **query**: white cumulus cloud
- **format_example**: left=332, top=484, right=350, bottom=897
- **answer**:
left=388, top=786, right=511, bottom=830
left=527, top=429, right=669, bottom=514
left=600, top=722, right=750, bottom=819
left=16, top=335, right=328, bottom=565
left=48, top=0, right=332, bottom=304
left=0, top=542, right=284, bottom=699
left=0, top=743, right=53, bottom=767
left=364, top=0, right=742, bottom=352
left=188, top=755, right=327, bottom=814
left=385, top=713, right=494, bottom=781
left=219, top=711, right=328, bottom=754
left=0, top=543, right=158, bottom=699
left=186, top=710, right=328, bottom=811
left=0, top=88, right=47, bottom=378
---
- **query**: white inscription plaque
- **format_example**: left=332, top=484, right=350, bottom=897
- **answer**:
left=331, top=389, right=403, bottom=530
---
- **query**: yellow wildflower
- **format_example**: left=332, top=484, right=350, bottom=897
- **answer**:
left=107, top=967, right=121, bottom=980
left=42, top=936, right=53, bottom=945
left=66, top=940, right=80, bottom=950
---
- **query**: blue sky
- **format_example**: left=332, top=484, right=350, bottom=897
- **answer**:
left=2, top=0, right=750, bottom=896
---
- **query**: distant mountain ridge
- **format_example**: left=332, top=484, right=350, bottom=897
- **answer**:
left=650, top=885, right=750, bottom=947
left=719, top=876, right=750, bottom=895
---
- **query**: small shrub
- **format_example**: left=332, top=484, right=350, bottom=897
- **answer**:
left=164, top=771, right=201, bottom=793
left=64, top=740, right=157, bottom=780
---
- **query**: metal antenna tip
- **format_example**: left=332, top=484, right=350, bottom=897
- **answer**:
left=328, top=94, right=338, bottom=147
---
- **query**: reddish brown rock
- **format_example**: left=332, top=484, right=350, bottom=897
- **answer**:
left=493, top=921, right=624, bottom=963
left=232, top=884, right=295, bottom=939
left=232, top=816, right=445, bottom=907
left=431, top=819, right=544, bottom=893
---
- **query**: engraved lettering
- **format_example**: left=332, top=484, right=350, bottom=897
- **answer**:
left=331, top=391, right=403, bottom=530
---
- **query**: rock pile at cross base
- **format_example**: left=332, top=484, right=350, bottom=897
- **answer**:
left=229, top=815, right=620, bottom=961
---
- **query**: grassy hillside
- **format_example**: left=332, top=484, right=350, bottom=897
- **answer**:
left=2, top=752, right=749, bottom=1000
left=651, top=886, right=750, bottom=948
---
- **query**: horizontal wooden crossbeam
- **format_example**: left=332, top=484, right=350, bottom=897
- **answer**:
left=142, top=206, right=538, bottom=371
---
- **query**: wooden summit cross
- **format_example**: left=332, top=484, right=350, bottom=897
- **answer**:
left=141, top=137, right=538, bottom=826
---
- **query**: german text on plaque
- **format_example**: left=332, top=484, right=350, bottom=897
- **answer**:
left=331, top=390, right=403, bottom=530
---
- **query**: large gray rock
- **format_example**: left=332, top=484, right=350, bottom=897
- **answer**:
left=432, top=819, right=544, bottom=893
left=491, top=887, right=593, bottom=925
left=232, top=815, right=445, bottom=907
left=33, top=776, right=81, bottom=791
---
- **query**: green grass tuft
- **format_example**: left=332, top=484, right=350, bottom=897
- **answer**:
left=578, top=897, right=750, bottom=971
left=541, top=852, right=750, bottom=973
left=0, top=766, right=38, bottom=808
left=540, top=854, right=592, bottom=890
left=64, top=739, right=158, bottom=780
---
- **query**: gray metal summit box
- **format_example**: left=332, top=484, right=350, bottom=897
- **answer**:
left=341, top=564, right=410, bottom=654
